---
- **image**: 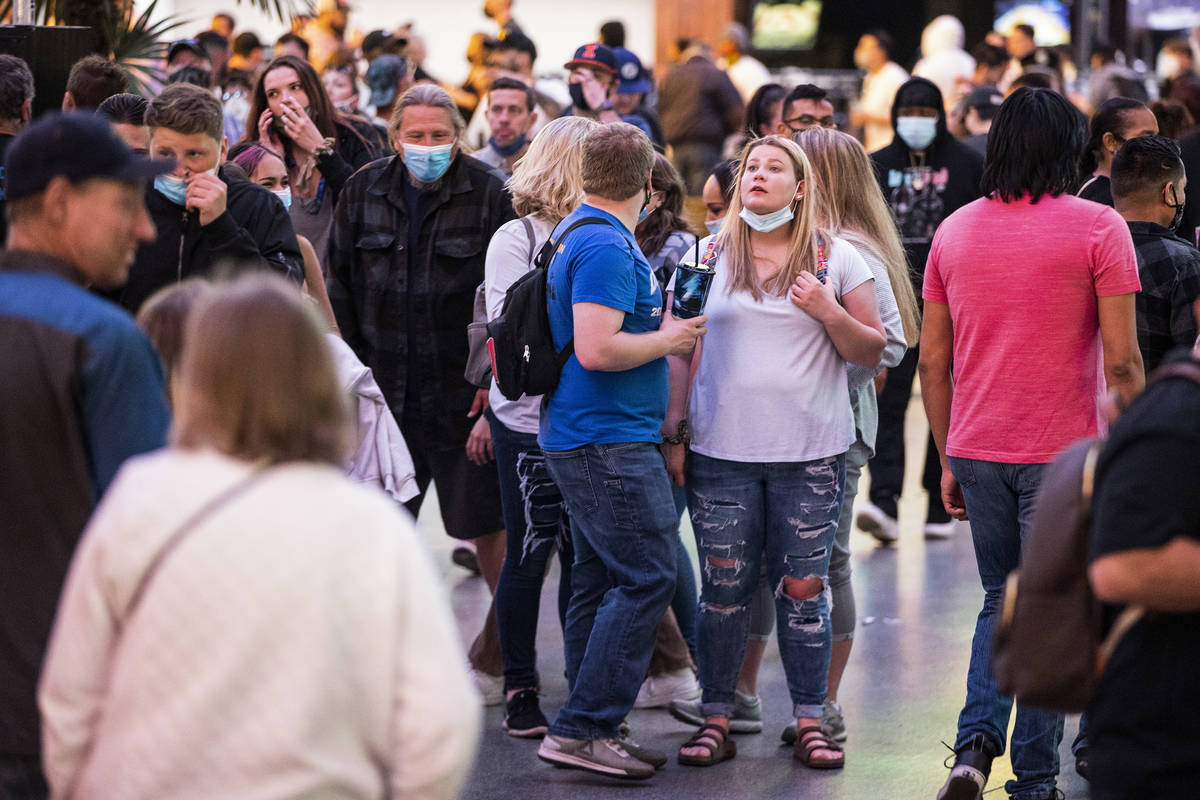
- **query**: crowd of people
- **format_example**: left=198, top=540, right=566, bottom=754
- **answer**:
left=1, top=3, right=1200, bottom=799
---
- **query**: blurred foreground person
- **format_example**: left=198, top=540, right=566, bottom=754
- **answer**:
left=39, top=275, right=479, bottom=800
left=0, top=113, right=170, bottom=800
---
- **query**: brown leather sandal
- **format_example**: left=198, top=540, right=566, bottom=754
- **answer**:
left=793, top=726, right=844, bottom=769
left=678, top=723, right=737, bottom=767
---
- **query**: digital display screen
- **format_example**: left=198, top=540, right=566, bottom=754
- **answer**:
left=748, top=0, right=823, bottom=51
left=994, top=0, right=1071, bottom=46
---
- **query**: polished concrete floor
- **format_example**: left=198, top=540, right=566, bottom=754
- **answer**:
left=414, top=392, right=1090, bottom=800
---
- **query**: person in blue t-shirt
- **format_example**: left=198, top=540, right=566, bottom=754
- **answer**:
left=536, top=123, right=706, bottom=780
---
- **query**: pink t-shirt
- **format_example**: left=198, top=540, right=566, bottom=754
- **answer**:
left=923, top=194, right=1140, bottom=463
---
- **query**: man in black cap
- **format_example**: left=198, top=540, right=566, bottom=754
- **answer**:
left=856, top=76, right=983, bottom=546
left=166, top=38, right=212, bottom=78
left=0, top=112, right=172, bottom=800
left=562, top=42, right=653, bottom=138
left=961, top=84, right=1004, bottom=158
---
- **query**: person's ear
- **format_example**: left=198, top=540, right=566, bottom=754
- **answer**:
left=42, top=176, right=72, bottom=225
left=61, top=92, right=75, bottom=111
left=219, top=136, right=229, bottom=164
left=20, top=98, right=31, bottom=125
left=1102, top=131, right=1122, bottom=155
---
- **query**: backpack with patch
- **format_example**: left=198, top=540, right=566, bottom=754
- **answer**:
left=486, top=216, right=613, bottom=401
left=989, top=363, right=1200, bottom=711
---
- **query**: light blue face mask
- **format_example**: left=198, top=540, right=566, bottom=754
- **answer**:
left=705, top=218, right=722, bottom=235
left=154, top=173, right=188, bottom=206
left=896, top=115, right=938, bottom=151
left=403, top=142, right=454, bottom=183
left=739, top=204, right=794, bottom=233
left=272, top=187, right=292, bottom=211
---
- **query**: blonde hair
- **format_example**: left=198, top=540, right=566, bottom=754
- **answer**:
left=719, top=135, right=826, bottom=300
left=136, top=278, right=215, bottom=385
left=172, top=274, right=349, bottom=466
left=793, top=127, right=920, bottom=346
left=506, top=116, right=598, bottom=221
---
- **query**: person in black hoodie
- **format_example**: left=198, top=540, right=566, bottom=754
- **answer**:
left=856, top=76, right=984, bottom=544
left=113, top=83, right=303, bottom=313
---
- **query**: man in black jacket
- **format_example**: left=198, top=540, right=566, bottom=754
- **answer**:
left=113, top=83, right=303, bottom=313
left=856, top=76, right=984, bottom=545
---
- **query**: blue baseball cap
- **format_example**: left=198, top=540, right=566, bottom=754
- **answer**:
left=613, top=47, right=651, bottom=95
left=4, top=112, right=172, bottom=202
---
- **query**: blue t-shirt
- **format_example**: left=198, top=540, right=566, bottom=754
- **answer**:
left=539, top=204, right=667, bottom=451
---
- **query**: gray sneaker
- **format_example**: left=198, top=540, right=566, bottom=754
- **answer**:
left=617, top=733, right=667, bottom=769
left=821, top=699, right=847, bottom=744
left=668, top=691, right=763, bottom=733
left=537, top=734, right=655, bottom=780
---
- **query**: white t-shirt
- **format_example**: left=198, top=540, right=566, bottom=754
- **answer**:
left=860, top=61, right=909, bottom=153
left=485, top=214, right=554, bottom=434
left=674, top=235, right=874, bottom=463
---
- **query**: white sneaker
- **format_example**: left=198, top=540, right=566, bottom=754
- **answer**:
left=855, top=502, right=899, bottom=544
left=924, top=520, right=959, bottom=540
left=633, top=668, right=700, bottom=708
left=472, top=668, right=504, bottom=706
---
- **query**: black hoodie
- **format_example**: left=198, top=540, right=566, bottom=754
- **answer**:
left=113, top=165, right=305, bottom=313
left=870, top=77, right=984, bottom=290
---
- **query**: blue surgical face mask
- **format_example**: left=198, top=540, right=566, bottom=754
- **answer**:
left=403, top=142, right=454, bottom=183
left=489, top=133, right=527, bottom=157
left=272, top=187, right=292, bottom=211
left=154, top=173, right=188, bottom=206
left=896, top=115, right=938, bottom=151
left=705, top=218, right=722, bottom=235
left=154, top=164, right=219, bottom=207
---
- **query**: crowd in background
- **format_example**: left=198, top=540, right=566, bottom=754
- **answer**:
left=1, top=1, right=1200, bottom=799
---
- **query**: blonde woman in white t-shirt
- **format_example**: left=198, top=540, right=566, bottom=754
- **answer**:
left=666, top=134, right=884, bottom=771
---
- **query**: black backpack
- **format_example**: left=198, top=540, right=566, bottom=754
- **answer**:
left=487, top=217, right=613, bottom=401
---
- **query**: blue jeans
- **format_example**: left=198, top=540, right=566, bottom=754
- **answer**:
left=688, top=452, right=845, bottom=720
left=544, top=442, right=679, bottom=739
left=670, top=483, right=699, bottom=659
left=489, top=411, right=573, bottom=692
left=949, top=457, right=1065, bottom=800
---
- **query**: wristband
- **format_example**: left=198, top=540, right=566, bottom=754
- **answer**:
left=661, top=418, right=689, bottom=445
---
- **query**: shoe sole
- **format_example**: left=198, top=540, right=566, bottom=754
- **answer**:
left=451, top=548, right=481, bottom=575
left=537, top=749, right=653, bottom=780
left=505, top=721, right=548, bottom=738
left=668, top=704, right=762, bottom=734
left=855, top=512, right=898, bottom=544
left=634, top=687, right=701, bottom=709
left=924, top=528, right=956, bottom=540
left=781, top=727, right=847, bottom=745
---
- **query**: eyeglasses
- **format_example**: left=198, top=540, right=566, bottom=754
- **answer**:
left=784, top=115, right=838, bottom=131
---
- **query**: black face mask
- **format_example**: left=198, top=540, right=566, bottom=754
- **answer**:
left=568, top=82, right=591, bottom=112
left=1167, top=183, right=1186, bottom=232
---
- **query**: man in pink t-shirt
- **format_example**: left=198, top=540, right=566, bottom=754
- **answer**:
left=920, top=88, right=1144, bottom=800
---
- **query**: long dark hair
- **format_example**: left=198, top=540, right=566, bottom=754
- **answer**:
left=242, top=55, right=339, bottom=152
left=982, top=88, right=1086, bottom=204
left=636, top=153, right=693, bottom=257
left=1079, top=96, right=1148, bottom=176
left=744, top=82, right=786, bottom=138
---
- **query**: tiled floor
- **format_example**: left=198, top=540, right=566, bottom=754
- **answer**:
left=414, top=392, right=1089, bottom=800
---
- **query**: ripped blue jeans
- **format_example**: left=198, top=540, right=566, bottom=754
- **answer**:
left=688, top=451, right=845, bottom=720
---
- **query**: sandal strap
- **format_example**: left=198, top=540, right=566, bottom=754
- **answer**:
left=796, top=727, right=842, bottom=753
left=682, top=724, right=728, bottom=751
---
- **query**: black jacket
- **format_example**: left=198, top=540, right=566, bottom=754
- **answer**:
left=870, top=76, right=984, bottom=289
left=327, top=152, right=515, bottom=443
left=115, top=165, right=304, bottom=312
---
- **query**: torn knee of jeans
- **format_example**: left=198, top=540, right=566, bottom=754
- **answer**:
left=780, top=575, right=824, bottom=602
left=704, top=553, right=744, bottom=587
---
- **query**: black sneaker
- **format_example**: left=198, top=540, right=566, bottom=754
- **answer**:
left=504, top=689, right=548, bottom=738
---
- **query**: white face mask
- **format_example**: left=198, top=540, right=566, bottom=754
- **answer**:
left=272, top=187, right=292, bottom=211
left=739, top=205, right=793, bottom=233
left=705, top=218, right=722, bottom=235
left=896, top=115, right=938, bottom=151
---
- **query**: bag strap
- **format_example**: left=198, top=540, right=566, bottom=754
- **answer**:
left=542, top=216, right=617, bottom=363
left=520, top=216, right=536, bottom=266
left=123, top=466, right=274, bottom=622
left=1147, top=359, right=1200, bottom=387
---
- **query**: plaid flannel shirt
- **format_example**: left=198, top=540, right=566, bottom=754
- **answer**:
left=1128, top=221, right=1200, bottom=373
left=327, top=153, right=515, bottom=444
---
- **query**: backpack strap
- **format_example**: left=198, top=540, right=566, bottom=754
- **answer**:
left=1147, top=359, right=1200, bottom=387
left=520, top=215, right=536, bottom=266
left=539, top=216, right=619, bottom=364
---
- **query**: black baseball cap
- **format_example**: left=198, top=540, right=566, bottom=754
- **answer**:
left=4, top=113, right=172, bottom=201
left=167, top=38, right=206, bottom=63
left=564, top=42, right=618, bottom=76
left=964, top=85, right=1004, bottom=112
